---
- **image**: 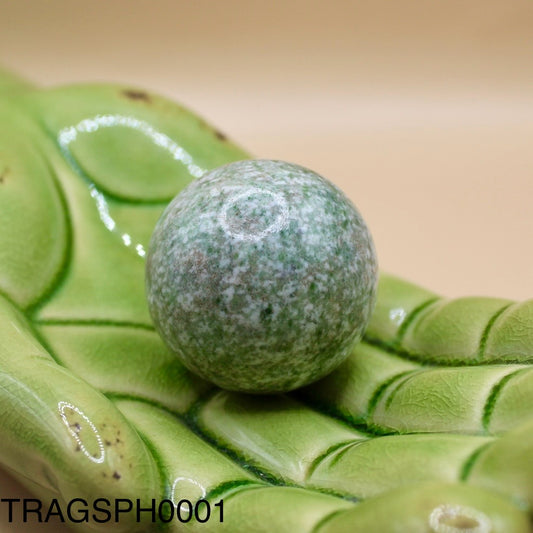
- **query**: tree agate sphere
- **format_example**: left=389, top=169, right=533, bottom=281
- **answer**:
left=146, top=160, right=378, bottom=393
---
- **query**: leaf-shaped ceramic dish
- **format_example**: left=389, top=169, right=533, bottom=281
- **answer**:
left=0, top=68, right=531, bottom=532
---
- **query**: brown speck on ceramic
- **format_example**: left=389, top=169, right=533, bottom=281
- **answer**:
left=122, top=89, right=151, bottom=102
left=215, top=130, right=227, bottom=141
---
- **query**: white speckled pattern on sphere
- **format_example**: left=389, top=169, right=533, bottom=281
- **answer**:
left=146, top=160, right=378, bottom=393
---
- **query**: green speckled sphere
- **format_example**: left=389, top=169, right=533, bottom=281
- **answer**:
left=146, top=160, right=378, bottom=393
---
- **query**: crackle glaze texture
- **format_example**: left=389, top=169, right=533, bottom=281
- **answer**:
left=146, top=160, right=378, bottom=392
left=0, top=68, right=532, bottom=533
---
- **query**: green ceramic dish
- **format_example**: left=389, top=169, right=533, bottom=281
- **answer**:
left=0, top=68, right=531, bottom=532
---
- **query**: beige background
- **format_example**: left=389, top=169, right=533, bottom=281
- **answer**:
left=0, top=1, right=532, bottom=531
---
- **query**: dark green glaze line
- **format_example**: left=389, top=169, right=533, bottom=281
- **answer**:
left=365, top=296, right=443, bottom=363
left=25, top=157, right=74, bottom=317
left=89, top=184, right=175, bottom=206
left=357, top=339, right=423, bottom=368
left=37, top=318, right=155, bottom=331
left=27, top=321, right=67, bottom=367
left=396, top=297, right=441, bottom=344
left=384, top=370, right=426, bottom=409
left=306, top=440, right=362, bottom=481
left=482, top=368, right=526, bottom=433
left=289, top=393, right=375, bottom=437
left=362, top=336, right=434, bottom=366
left=0, top=287, right=23, bottom=312
left=477, top=303, right=513, bottom=361
left=204, top=480, right=267, bottom=502
left=293, top=391, right=397, bottom=437
left=39, top=120, right=177, bottom=206
left=107, top=392, right=280, bottom=486
left=367, top=370, right=419, bottom=416
left=459, top=441, right=494, bottom=481
left=185, top=396, right=288, bottom=486
left=0, top=289, right=66, bottom=367
left=138, top=434, right=173, bottom=500
left=208, top=479, right=359, bottom=510
left=328, top=441, right=366, bottom=470
left=126, top=426, right=174, bottom=533
left=306, top=485, right=360, bottom=503
left=104, top=391, right=185, bottom=417
left=281, top=481, right=360, bottom=506
left=363, top=334, right=507, bottom=367
left=204, top=483, right=359, bottom=521
left=311, top=508, right=354, bottom=533
left=184, top=388, right=219, bottom=420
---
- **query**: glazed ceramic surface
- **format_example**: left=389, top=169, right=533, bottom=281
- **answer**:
left=0, top=68, right=531, bottom=532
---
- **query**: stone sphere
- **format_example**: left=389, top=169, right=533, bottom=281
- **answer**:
left=146, top=160, right=378, bottom=393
